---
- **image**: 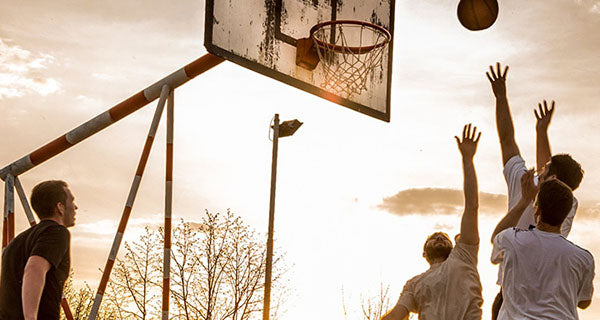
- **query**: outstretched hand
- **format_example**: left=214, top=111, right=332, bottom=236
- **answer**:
left=455, top=124, right=481, bottom=160
left=534, top=100, right=555, bottom=132
left=520, top=168, right=539, bottom=202
left=486, top=62, right=509, bottom=98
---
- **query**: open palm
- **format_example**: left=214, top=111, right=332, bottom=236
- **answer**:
left=455, top=124, right=481, bottom=159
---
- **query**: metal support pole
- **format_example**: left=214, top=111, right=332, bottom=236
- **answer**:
left=0, top=54, right=224, bottom=181
left=88, top=85, right=170, bottom=320
left=14, top=176, right=37, bottom=226
left=262, top=114, right=280, bottom=320
left=3, top=174, right=15, bottom=248
left=162, top=89, right=174, bottom=320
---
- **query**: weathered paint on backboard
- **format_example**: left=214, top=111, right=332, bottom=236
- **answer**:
left=205, top=0, right=395, bottom=122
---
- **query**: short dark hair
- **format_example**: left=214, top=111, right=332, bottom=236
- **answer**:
left=537, top=179, right=573, bottom=227
left=547, top=154, right=583, bottom=190
left=31, top=180, right=68, bottom=219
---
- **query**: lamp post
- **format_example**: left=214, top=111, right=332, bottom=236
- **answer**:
left=263, top=114, right=302, bottom=320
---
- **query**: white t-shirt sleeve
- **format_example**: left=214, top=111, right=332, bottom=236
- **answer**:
left=451, top=241, right=479, bottom=266
left=578, top=252, right=595, bottom=302
left=503, top=155, right=527, bottom=210
left=503, top=155, right=537, bottom=230
left=491, top=229, right=512, bottom=265
left=397, top=277, right=417, bottom=312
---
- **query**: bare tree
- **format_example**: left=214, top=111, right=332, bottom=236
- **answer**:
left=65, top=211, right=288, bottom=320
left=61, top=271, right=119, bottom=320
left=168, top=210, right=288, bottom=320
left=108, top=227, right=161, bottom=320
left=61, top=271, right=93, bottom=320
left=169, top=219, right=204, bottom=319
left=343, top=283, right=410, bottom=320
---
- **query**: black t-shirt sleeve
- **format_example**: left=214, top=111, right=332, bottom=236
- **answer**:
left=30, top=225, right=70, bottom=269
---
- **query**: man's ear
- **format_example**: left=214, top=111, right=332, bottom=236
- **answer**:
left=533, top=207, right=541, bottom=224
left=56, top=202, right=65, bottom=215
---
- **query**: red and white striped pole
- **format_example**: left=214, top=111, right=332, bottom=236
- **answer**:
left=88, top=85, right=170, bottom=320
left=0, top=54, right=224, bottom=182
left=13, top=177, right=74, bottom=319
left=14, top=177, right=37, bottom=227
left=2, top=174, right=15, bottom=248
left=161, top=88, right=174, bottom=320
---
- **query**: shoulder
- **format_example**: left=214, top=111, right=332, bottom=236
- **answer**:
left=494, top=227, right=519, bottom=243
left=34, top=221, right=70, bottom=242
left=562, top=238, right=594, bottom=262
left=454, top=241, right=479, bottom=255
left=449, top=241, right=479, bottom=265
left=503, top=155, right=526, bottom=172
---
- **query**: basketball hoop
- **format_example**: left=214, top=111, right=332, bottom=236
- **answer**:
left=309, top=20, right=391, bottom=98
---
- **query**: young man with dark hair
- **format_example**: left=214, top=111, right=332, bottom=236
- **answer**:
left=486, top=62, right=585, bottom=318
left=491, top=177, right=594, bottom=319
left=381, top=124, right=483, bottom=320
left=0, top=180, right=77, bottom=320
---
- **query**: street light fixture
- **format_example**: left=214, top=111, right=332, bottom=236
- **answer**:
left=263, top=114, right=302, bottom=320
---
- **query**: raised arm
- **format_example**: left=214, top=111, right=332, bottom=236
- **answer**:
left=491, top=169, right=538, bottom=242
left=455, top=124, right=481, bottom=245
left=535, top=100, right=555, bottom=174
left=487, top=62, right=520, bottom=165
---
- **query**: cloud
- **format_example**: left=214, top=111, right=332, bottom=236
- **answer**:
left=0, top=39, right=61, bottom=99
left=378, top=188, right=507, bottom=216
left=577, top=203, right=600, bottom=219
left=379, top=188, right=600, bottom=222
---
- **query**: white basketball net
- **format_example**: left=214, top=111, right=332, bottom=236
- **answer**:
left=311, top=23, right=389, bottom=99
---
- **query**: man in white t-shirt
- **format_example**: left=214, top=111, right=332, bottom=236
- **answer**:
left=491, top=178, right=594, bottom=319
left=381, top=124, right=483, bottom=320
left=486, top=62, right=585, bottom=319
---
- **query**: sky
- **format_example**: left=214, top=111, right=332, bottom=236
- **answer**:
left=1, top=0, right=600, bottom=319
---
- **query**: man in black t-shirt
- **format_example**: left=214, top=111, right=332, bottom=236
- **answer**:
left=0, top=180, right=77, bottom=320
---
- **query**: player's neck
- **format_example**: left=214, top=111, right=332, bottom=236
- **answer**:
left=428, top=258, right=446, bottom=266
left=536, top=221, right=561, bottom=234
left=42, top=216, right=65, bottom=226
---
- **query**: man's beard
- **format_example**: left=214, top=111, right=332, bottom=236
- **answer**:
left=424, top=245, right=452, bottom=262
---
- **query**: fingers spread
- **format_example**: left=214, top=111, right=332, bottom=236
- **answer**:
left=489, top=65, right=497, bottom=80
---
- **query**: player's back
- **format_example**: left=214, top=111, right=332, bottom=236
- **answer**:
left=498, top=228, right=594, bottom=320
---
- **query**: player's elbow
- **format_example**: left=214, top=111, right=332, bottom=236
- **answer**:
left=578, top=300, right=592, bottom=309
left=381, top=306, right=408, bottom=320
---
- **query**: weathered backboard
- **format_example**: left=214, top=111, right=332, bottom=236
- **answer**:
left=205, top=0, right=395, bottom=122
